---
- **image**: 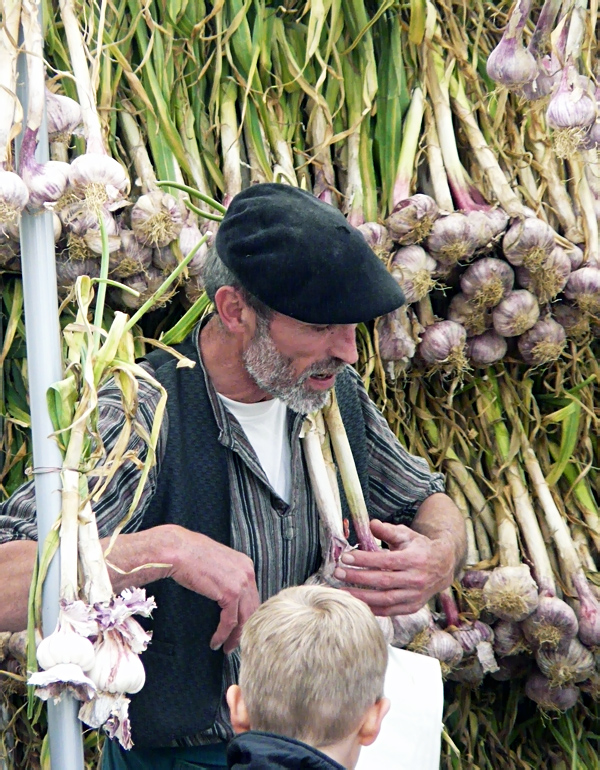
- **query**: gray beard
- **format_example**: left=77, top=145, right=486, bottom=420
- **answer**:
left=242, top=320, right=345, bottom=414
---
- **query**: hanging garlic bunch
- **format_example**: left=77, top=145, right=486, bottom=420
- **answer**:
left=389, top=245, right=437, bottom=303
left=425, top=212, right=479, bottom=267
left=492, top=290, right=540, bottom=337
left=418, top=320, right=469, bottom=376
left=448, top=294, right=490, bottom=337
left=460, top=257, right=514, bottom=309
left=502, top=218, right=556, bottom=273
left=518, top=318, right=567, bottom=366
left=564, top=267, right=600, bottom=314
left=131, top=190, right=185, bottom=249
left=385, top=194, right=439, bottom=245
left=466, top=330, right=507, bottom=366
left=515, top=246, right=571, bottom=304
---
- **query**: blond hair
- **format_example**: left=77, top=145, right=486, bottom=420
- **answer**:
left=238, top=585, right=388, bottom=747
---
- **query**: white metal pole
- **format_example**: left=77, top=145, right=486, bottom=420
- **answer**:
left=16, top=9, right=85, bottom=770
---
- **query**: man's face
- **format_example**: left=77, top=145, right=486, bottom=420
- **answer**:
left=242, top=312, right=359, bottom=413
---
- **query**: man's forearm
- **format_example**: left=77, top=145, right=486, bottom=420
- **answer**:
left=0, top=526, right=177, bottom=632
left=411, top=492, right=467, bottom=576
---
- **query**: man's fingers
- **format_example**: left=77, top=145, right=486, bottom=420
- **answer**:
left=370, top=520, right=418, bottom=548
left=334, top=565, right=425, bottom=591
left=340, top=586, right=425, bottom=616
left=211, top=600, right=240, bottom=652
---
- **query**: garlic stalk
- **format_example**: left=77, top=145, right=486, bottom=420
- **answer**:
left=391, top=87, right=425, bottom=208
left=0, top=0, right=21, bottom=170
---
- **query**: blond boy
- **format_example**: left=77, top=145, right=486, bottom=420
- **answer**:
left=226, top=585, right=390, bottom=770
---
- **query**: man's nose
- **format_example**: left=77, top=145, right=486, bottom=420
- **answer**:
left=329, top=325, right=358, bottom=365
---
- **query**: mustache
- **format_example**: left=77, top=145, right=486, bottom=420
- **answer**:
left=299, top=359, right=346, bottom=382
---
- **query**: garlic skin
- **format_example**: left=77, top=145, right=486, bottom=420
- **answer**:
left=28, top=662, right=97, bottom=703
left=448, top=293, right=490, bottom=337
left=536, top=637, right=595, bottom=687
left=518, top=318, right=567, bottom=366
left=385, top=194, right=439, bottom=245
left=486, top=2, right=538, bottom=89
left=519, top=55, right=562, bottom=101
left=460, top=257, right=514, bottom=309
left=152, top=245, right=179, bottom=273
left=418, top=320, right=468, bottom=373
left=493, top=620, right=530, bottom=657
left=525, top=671, right=580, bottom=712
left=375, top=306, right=417, bottom=364
left=564, top=267, right=600, bottom=314
left=466, top=330, right=507, bottom=366
left=0, top=170, right=30, bottom=230
left=36, top=623, right=96, bottom=672
left=79, top=692, right=132, bottom=750
left=389, top=245, right=436, bottom=303
left=482, top=565, right=539, bottom=622
left=467, top=208, right=509, bottom=251
left=45, top=88, right=82, bottom=142
left=424, top=212, right=479, bottom=266
left=502, top=218, right=556, bottom=272
left=546, top=64, right=597, bottom=131
left=409, top=626, right=464, bottom=677
left=492, top=290, right=540, bottom=337
left=131, top=190, right=185, bottom=248
left=179, top=214, right=208, bottom=276
left=563, top=243, right=584, bottom=271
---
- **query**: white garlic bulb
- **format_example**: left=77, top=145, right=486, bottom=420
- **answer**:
left=492, top=290, right=540, bottom=337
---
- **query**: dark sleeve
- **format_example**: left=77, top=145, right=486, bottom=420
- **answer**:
left=0, top=363, right=167, bottom=544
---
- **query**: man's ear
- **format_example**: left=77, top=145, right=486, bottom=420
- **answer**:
left=215, top=286, right=255, bottom=335
left=226, top=684, right=252, bottom=734
left=357, top=698, right=391, bottom=747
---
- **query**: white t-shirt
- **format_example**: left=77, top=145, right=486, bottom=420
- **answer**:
left=217, top=394, right=292, bottom=503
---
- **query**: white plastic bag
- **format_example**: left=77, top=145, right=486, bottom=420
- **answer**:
left=355, top=646, right=443, bottom=770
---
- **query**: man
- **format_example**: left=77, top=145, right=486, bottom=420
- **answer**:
left=0, top=184, right=466, bottom=768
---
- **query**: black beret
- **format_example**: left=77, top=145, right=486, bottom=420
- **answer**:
left=215, top=183, right=405, bottom=324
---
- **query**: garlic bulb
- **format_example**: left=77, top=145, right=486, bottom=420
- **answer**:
left=553, top=302, right=590, bottom=341
left=448, top=656, right=485, bottom=686
left=466, top=330, right=507, bottom=366
left=518, top=318, right=567, bottom=366
left=375, top=306, right=417, bottom=364
left=486, top=1, right=537, bottom=88
left=521, top=595, right=579, bottom=651
left=357, top=221, right=393, bottom=262
left=86, top=630, right=145, bottom=694
left=56, top=256, right=100, bottom=297
left=20, top=159, right=71, bottom=210
left=45, top=88, right=82, bottom=142
left=131, top=190, right=185, bottom=248
left=152, top=245, right=179, bottom=273
left=519, top=55, right=562, bottom=101
left=0, top=170, right=30, bottom=229
left=563, top=243, right=584, bottom=271
left=448, top=294, right=490, bottom=337
left=184, top=272, right=204, bottom=306
left=69, top=153, right=129, bottom=208
left=179, top=214, right=208, bottom=276
left=460, top=257, right=514, bottom=308
left=482, top=565, right=539, bottom=622
left=424, top=212, right=479, bottom=266
left=36, top=624, right=95, bottom=672
left=467, top=208, right=509, bottom=251
left=409, top=626, right=464, bottom=677
left=525, top=671, right=580, bottom=712
left=391, top=605, right=433, bottom=648
left=502, top=218, right=556, bottom=272
left=492, top=290, right=540, bottom=337
left=385, top=194, right=439, bottom=245
left=493, top=620, right=530, bottom=657
left=389, top=245, right=436, bottom=303
left=418, top=320, right=468, bottom=374
left=536, top=637, right=595, bottom=687
left=564, top=267, right=600, bottom=314
left=546, top=62, right=597, bottom=158
left=516, top=247, right=571, bottom=304
left=109, top=230, right=153, bottom=278
left=490, top=654, right=531, bottom=682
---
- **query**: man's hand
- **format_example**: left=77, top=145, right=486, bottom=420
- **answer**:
left=166, top=526, right=259, bottom=654
left=333, top=495, right=465, bottom=616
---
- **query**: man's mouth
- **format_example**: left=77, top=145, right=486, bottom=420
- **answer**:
left=307, top=372, right=338, bottom=389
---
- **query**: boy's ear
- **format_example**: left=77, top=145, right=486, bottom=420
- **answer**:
left=357, top=698, right=391, bottom=747
left=226, top=684, right=252, bottom=734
